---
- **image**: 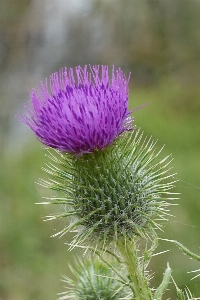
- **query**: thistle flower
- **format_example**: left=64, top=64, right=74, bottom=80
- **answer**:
left=21, top=65, right=175, bottom=248
left=58, top=259, right=130, bottom=300
left=21, top=65, right=136, bottom=155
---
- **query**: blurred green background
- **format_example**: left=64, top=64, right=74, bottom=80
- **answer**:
left=0, top=0, right=200, bottom=299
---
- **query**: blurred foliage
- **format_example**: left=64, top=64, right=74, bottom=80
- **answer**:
left=0, top=142, right=77, bottom=299
left=0, top=0, right=200, bottom=298
left=0, top=0, right=31, bottom=68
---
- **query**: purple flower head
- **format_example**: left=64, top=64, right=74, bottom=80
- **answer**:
left=21, top=65, right=139, bottom=155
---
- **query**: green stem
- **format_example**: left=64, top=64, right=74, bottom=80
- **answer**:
left=117, top=239, right=152, bottom=300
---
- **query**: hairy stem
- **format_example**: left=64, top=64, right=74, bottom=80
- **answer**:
left=117, top=239, right=152, bottom=300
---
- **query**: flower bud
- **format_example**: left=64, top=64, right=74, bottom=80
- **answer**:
left=58, top=258, right=130, bottom=300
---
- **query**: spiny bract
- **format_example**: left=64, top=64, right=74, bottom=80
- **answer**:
left=58, top=259, right=130, bottom=300
left=40, top=129, right=176, bottom=248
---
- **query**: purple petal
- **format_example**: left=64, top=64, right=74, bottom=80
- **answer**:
left=21, top=65, right=138, bottom=155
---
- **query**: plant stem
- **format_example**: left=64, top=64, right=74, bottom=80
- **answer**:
left=117, top=239, right=152, bottom=300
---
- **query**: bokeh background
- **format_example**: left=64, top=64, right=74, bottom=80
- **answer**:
left=0, top=0, right=200, bottom=299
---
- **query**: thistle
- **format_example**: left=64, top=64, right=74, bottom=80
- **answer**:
left=21, top=65, right=200, bottom=299
left=58, top=258, right=130, bottom=300
left=21, top=65, right=174, bottom=246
